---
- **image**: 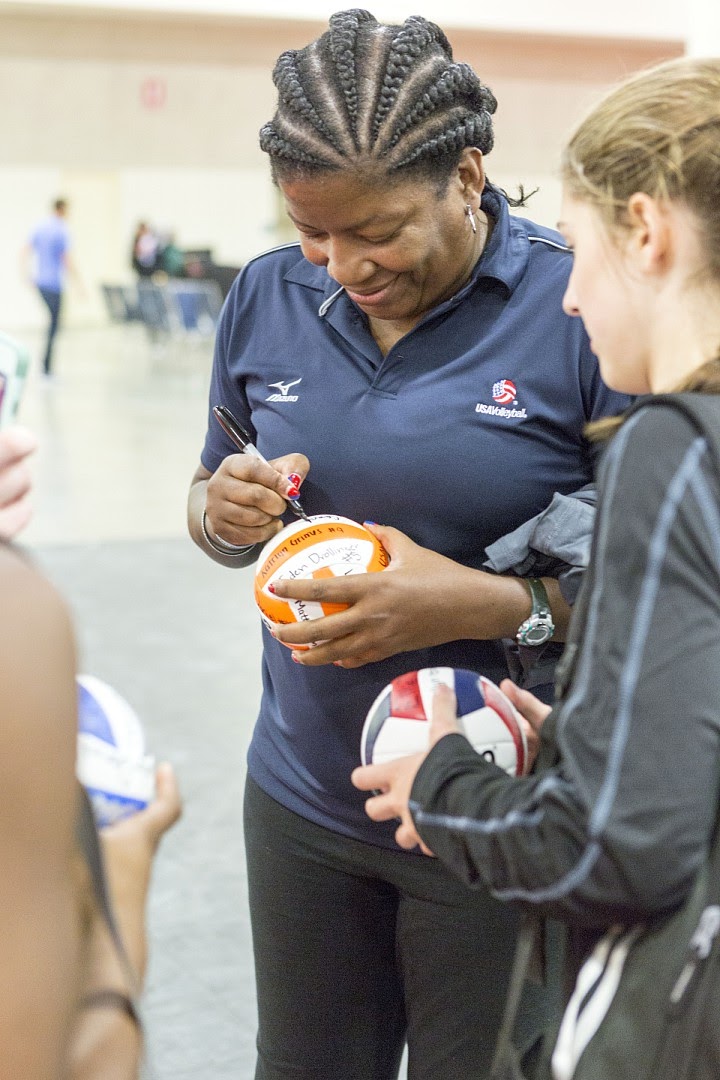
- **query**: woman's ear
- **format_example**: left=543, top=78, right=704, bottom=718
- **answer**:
left=625, top=192, right=672, bottom=274
left=457, top=147, right=486, bottom=207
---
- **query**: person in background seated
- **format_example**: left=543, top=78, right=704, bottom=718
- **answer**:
left=159, top=232, right=186, bottom=278
left=131, top=221, right=160, bottom=278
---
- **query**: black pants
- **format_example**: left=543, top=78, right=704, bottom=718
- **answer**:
left=244, top=776, right=552, bottom=1080
left=37, top=286, right=62, bottom=374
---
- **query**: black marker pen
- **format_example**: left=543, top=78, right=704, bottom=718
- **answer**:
left=213, top=404, right=311, bottom=522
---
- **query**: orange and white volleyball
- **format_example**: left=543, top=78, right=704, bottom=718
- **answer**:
left=254, top=515, right=388, bottom=642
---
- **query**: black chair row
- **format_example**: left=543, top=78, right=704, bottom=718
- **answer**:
left=101, top=280, right=224, bottom=339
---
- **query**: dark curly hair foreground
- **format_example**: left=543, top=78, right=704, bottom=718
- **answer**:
left=259, top=9, right=499, bottom=190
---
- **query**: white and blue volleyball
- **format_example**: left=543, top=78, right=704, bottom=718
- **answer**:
left=361, top=667, right=527, bottom=776
left=76, top=674, right=155, bottom=827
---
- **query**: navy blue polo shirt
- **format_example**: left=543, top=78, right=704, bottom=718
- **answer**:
left=201, top=185, right=630, bottom=846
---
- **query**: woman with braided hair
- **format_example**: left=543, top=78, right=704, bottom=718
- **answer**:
left=188, top=10, right=629, bottom=1078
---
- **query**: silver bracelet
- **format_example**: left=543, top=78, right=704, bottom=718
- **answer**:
left=201, top=509, right=255, bottom=557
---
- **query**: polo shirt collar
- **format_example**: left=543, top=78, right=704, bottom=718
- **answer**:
left=471, top=183, right=531, bottom=295
left=281, top=181, right=531, bottom=315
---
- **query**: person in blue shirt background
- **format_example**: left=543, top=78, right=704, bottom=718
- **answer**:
left=188, top=10, right=631, bottom=1079
left=23, top=197, right=79, bottom=378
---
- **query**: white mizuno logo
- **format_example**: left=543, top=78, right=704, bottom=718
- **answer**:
left=266, top=378, right=302, bottom=402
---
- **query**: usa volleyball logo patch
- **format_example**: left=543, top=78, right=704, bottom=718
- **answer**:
left=492, top=379, right=516, bottom=404
left=476, top=379, right=527, bottom=419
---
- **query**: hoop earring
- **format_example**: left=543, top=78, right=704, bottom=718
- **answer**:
left=465, top=203, right=477, bottom=234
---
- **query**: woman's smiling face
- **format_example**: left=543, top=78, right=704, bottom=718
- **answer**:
left=280, top=155, right=485, bottom=333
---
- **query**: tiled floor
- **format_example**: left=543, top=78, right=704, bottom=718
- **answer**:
left=17, top=319, right=410, bottom=1079
left=19, top=322, right=215, bottom=547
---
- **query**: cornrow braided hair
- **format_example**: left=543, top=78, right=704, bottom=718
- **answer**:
left=259, top=8, right=508, bottom=193
left=326, top=8, right=376, bottom=147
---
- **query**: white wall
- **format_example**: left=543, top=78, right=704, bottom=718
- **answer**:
left=685, top=0, right=720, bottom=54
left=0, top=5, right=684, bottom=335
left=2, top=168, right=277, bottom=332
left=1, top=0, right=685, bottom=40
left=0, top=14, right=284, bottom=332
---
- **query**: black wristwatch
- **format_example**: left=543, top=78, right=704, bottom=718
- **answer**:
left=516, top=578, right=555, bottom=647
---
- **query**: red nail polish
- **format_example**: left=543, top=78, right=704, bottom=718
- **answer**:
left=288, top=473, right=302, bottom=487
left=291, top=653, right=300, bottom=663
left=287, top=486, right=300, bottom=498
left=268, top=583, right=276, bottom=594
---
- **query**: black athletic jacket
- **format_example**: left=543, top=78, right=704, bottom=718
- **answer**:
left=411, top=393, right=720, bottom=931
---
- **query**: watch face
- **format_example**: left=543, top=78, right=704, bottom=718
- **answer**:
left=522, top=623, right=552, bottom=646
left=517, top=614, right=554, bottom=647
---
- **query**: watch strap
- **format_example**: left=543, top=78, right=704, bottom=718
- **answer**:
left=516, top=577, right=555, bottom=648
left=526, top=577, right=551, bottom=619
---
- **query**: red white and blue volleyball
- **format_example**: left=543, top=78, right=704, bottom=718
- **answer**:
left=361, top=667, right=527, bottom=776
left=76, top=674, right=156, bottom=827
left=492, top=379, right=517, bottom=404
